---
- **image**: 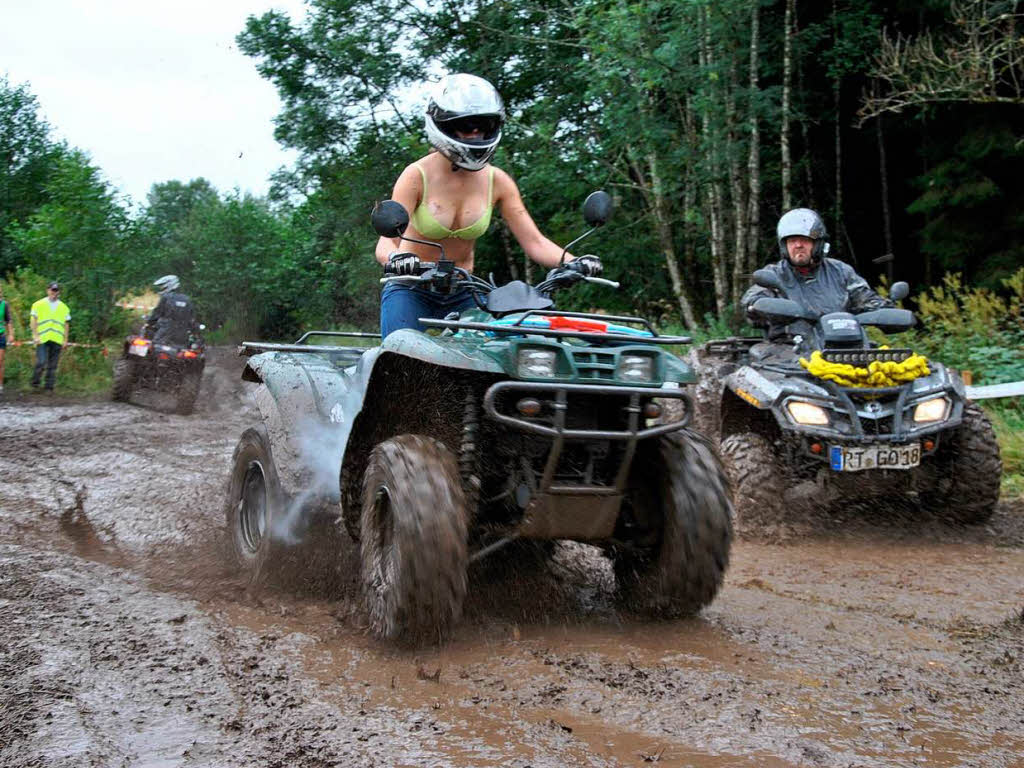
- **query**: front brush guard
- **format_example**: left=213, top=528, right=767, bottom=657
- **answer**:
left=481, top=381, right=691, bottom=542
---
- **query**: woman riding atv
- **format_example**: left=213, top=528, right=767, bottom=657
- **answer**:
left=374, top=73, right=602, bottom=337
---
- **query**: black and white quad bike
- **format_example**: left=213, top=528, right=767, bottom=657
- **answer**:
left=690, top=270, right=1002, bottom=528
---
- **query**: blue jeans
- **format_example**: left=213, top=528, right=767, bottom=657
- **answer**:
left=31, top=341, right=62, bottom=390
left=380, top=283, right=477, bottom=338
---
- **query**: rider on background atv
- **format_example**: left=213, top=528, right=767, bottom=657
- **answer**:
left=145, top=274, right=199, bottom=346
left=742, top=209, right=892, bottom=341
left=374, top=73, right=602, bottom=337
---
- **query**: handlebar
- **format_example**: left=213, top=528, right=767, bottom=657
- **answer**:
left=380, top=262, right=618, bottom=294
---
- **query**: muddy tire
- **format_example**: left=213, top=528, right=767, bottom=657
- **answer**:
left=719, top=431, right=785, bottom=531
left=360, top=434, right=468, bottom=643
left=919, top=402, right=1002, bottom=524
left=175, top=370, right=201, bottom=415
left=613, top=430, right=733, bottom=616
left=225, top=426, right=284, bottom=584
left=111, top=358, right=135, bottom=402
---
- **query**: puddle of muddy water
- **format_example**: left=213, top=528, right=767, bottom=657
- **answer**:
left=217, top=601, right=807, bottom=767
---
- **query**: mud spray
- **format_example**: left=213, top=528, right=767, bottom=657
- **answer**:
left=270, top=416, right=347, bottom=545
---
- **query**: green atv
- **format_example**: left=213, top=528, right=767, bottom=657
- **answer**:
left=225, top=192, right=733, bottom=643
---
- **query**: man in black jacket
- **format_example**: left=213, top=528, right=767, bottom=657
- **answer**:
left=145, top=275, right=199, bottom=346
left=742, top=208, right=891, bottom=337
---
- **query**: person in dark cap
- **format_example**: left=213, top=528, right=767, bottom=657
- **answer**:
left=29, top=282, right=71, bottom=392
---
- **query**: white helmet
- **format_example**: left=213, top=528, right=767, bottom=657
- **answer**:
left=777, top=208, right=830, bottom=263
left=153, top=274, right=180, bottom=294
left=424, top=74, right=505, bottom=172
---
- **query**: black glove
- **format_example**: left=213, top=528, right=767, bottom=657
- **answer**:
left=387, top=251, right=420, bottom=276
left=567, top=254, right=603, bottom=277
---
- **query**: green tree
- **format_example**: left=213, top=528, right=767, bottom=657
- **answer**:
left=0, top=76, right=61, bottom=275
left=7, top=148, right=131, bottom=338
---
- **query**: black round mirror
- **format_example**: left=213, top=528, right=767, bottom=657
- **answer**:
left=890, top=281, right=910, bottom=302
left=371, top=200, right=409, bottom=238
left=582, top=191, right=613, bottom=228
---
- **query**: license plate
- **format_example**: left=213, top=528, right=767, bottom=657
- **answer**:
left=128, top=345, right=148, bottom=357
left=829, top=443, right=920, bottom=472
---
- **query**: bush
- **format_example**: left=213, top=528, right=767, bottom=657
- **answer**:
left=905, top=269, right=1024, bottom=384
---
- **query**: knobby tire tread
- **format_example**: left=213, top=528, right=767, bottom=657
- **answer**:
left=720, top=432, right=786, bottom=530
left=360, top=434, right=468, bottom=644
left=111, top=358, right=134, bottom=402
left=921, top=402, right=1002, bottom=524
left=615, top=430, right=733, bottom=616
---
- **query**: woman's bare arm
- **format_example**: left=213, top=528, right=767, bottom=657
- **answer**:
left=374, top=164, right=423, bottom=265
left=494, top=169, right=572, bottom=268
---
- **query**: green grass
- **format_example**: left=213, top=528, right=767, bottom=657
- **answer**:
left=983, top=402, right=1024, bottom=500
left=2, top=342, right=119, bottom=395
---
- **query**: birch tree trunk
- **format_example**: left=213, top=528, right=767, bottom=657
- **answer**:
left=832, top=0, right=843, bottom=246
left=683, top=94, right=700, bottom=299
left=746, top=0, right=762, bottom=276
left=649, top=152, right=699, bottom=329
left=876, top=113, right=894, bottom=283
left=728, top=59, right=748, bottom=311
left=623, top=142, right=699, bottom=330
left=699, top=5, right=729, bottom=317
left=780, top=0, right=795, bottom=210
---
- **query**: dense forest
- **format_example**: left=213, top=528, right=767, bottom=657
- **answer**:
left=1, top=0, right=1021, bottom=341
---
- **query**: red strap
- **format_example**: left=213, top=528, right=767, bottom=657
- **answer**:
left=548, top=316, right=607, bottom=333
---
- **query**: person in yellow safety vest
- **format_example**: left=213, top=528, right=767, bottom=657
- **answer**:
left=29, top=281, right=71, bottom=392
left=0, top=282, right=14, bottom=394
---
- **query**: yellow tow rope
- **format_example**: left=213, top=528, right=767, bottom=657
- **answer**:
left=799, top=348, right=930, bottom=387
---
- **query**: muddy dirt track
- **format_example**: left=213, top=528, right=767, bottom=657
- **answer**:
left=1, top=349, right=1022, bottom=768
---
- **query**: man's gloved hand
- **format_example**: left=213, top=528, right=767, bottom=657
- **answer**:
left=387, top=251, right=420, bottom=276
left=567, top=254, right=603, bottom=277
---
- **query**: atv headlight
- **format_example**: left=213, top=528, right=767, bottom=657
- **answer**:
left=617, top=354, right=655, bottom=383
left=517, top=348, right=557, bottom=378
left=786, top=401, right=830, bottom=426
left=913, top=396, right=950, bottom=423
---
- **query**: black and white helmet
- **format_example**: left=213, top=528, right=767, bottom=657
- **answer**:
left=425, top=74, right=505, bottom=172
left=777, top=208, right=830, bottom=263
left=153, top=274, right=180, bottom=294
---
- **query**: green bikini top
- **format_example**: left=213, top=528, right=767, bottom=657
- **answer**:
left=410, top=164, right=494, bottom=241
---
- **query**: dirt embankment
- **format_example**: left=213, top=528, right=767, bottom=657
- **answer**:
left=1, top=350, right=1022, bottom=767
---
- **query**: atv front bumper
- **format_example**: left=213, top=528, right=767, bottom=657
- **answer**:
left=481, top=381, right=691, bottom=540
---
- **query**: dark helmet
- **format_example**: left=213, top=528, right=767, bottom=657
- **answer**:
left=424, top=74, right=505, bottom=172
left=777, top=208, right=830, bottom=263
left=153, top=274, right=180, bottom=295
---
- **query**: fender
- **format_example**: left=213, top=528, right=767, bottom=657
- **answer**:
left=242, top=350, right=376, bottom=499
left=380, top=328, right=505, bottom=374
left=664, top=353, right=697, bottom=385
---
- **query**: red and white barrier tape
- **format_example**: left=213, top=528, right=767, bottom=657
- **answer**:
left=7, top=340, right=108, bottom=351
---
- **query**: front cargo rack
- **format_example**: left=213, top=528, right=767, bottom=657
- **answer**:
left=238, top=330, right=379, bottom=358
left=422, top=310, right=692, bottom=345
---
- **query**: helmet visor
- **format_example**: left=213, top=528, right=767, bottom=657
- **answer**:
left=437, top=114, right=502, bottom=141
